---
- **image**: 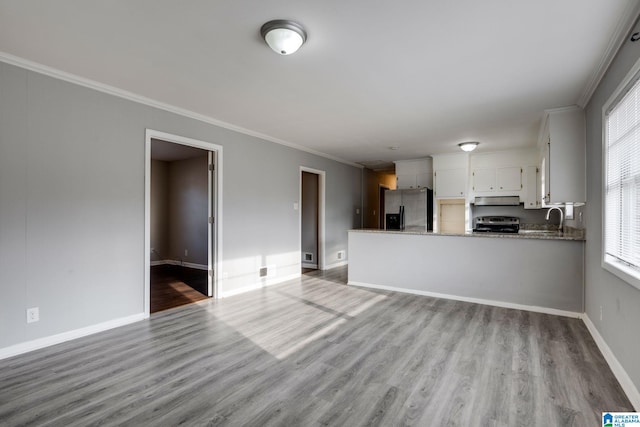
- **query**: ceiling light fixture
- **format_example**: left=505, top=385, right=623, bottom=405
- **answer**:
left=458, top=141, right=479, bottom=152
left=260, top=20, right=307, bottom=55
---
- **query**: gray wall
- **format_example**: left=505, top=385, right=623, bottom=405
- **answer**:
left=151, top=156, right=209, bottom=265
left=349, top=231, right=584, bottom=313
left=0, top=61, right=362, bottom=350
left=150, top=159, right=169, bottom=260
left=301, top=171, right=318, bottom=264
left=168, top=155, right=208, bottom=266
left=584, top=19, right=640, bottom=394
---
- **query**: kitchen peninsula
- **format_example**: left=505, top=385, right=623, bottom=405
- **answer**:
left=348, top=228, right=585, bottom=315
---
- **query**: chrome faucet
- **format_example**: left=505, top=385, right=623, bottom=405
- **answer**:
left=545, top=206, right=564, bottom=232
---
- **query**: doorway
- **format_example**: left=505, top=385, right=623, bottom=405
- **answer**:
left=300, top=167, right=325, bottom=272
left=379, top=185, right=390, bottom=229
left=144, top=130, right=223, bottom=317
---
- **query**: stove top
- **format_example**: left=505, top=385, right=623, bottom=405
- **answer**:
left=473, top=216, right=520, bottom=233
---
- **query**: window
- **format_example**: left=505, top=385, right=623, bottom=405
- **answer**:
left=603, top=66, right=640, bottom=290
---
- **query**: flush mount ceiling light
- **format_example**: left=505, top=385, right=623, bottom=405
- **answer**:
left=458, top=141, right=479, bottom=152
left=260, top=20, right=307, bottom=55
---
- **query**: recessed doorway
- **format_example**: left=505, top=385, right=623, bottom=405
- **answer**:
left=300, top=167, right=325, bottom=272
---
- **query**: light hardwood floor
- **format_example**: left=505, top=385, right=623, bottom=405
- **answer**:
left=0, top=267, right=632, bottom=426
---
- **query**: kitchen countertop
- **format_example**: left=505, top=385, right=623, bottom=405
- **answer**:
left=349, top=227, right=585, bottom=241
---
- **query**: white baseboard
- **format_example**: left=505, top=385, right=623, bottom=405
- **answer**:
left=150, top=260, right=208, bottom=271
left=582, top=314, right=640, bottom=411
left=302, top=263, right=318, bottom=269
left=0, top=313, right=146, bottom=361
left=347, top=281, right=582, bottom=319
left=220, top=273, right=301, bottom=298
left=324, top=260, right=348, bottom=270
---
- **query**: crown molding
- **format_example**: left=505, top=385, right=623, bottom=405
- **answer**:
left=577, top=1, right=640, bottom=108
left=0, top=51, right=363, bottom=169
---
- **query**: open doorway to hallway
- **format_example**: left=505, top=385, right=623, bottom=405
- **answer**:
left=145, top=130, right=222, bottom=316
left=300, top=167, right=325, bottom=273
left=150, top=139, right=210, bottom=312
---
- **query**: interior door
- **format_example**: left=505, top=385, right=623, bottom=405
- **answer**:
left=207, top=151, right=214, bottom=297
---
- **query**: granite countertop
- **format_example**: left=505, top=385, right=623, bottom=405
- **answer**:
left=349, top=225, right=585, bottom=241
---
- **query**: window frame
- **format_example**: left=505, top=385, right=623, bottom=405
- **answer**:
left=601, top=56, right=640, bottom=291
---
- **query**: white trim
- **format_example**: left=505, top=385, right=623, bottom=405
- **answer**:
left=300, top=167, right=326, bottom=270
left=219, top=273, right=301, bottom=298
left=577, top=2, right=640, bottom=108
left=582, top=314, right=640, bottom=410
left=348, top=281, right=582, bottom=319
left=149, top=260, right=209, bottom=271
left=0, top=313, right=146, bottom=361
left=324, top=260, right=349, bottom=270
left=601, top=56, right=640, bottom=292
left=301, top=263, right=318, bottom=269
left=0, top=52, right=362, bottom=169
left=145, top=129, right=223, bottom=317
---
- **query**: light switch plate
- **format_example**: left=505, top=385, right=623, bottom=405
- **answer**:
left=565, top=203, right=574, bottom=220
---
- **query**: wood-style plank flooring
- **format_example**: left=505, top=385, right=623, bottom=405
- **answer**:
left=150, top=265, right=209, bottom=313
left=0, top=267, right=632, bottom=426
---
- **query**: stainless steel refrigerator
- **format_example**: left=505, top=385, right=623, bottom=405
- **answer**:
left=384, top=188, right=433, bottom=231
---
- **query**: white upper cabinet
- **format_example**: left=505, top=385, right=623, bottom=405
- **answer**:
left=472, top=169, right=495, bottom=192
left=395, top=158, right=433, bottom=189
left=523, top=165, right=541, bottom=209
left=496, top=167, right=522, bottom=191
left=432, top=153, right=469, bottom=199
left=435, top=169, right=467, bottom=198
left=539, top=107, right=586, bottom=204
left=469, top=150, right=533, bottom=199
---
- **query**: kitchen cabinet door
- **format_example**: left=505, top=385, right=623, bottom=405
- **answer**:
left=496, top=167, right=522, bottom=191
left=540, top=107, right=586, bottom=204
left=435, top=169, right=466, bottom=198
left=472, top=169, right=495, bottom=192
left=416, top=172, right=431, bottom=188
left=395, top=159, right=433, bottom=189
left=396, top=174, right=417, bottom=189
left=523, top=166, right=541, bottom=209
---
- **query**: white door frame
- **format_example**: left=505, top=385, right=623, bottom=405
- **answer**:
left=144, top=129, right=223, bottom=317
left=300, top=167, right=326, bottom=270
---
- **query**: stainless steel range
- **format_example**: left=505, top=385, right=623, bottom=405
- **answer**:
left=473, top=216, right=520, bottom=233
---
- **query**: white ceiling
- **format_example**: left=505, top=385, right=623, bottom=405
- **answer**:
left=0, top=1, right=636, bottom=165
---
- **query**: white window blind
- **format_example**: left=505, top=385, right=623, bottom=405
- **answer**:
left=605, top=74, right=640, bottom=278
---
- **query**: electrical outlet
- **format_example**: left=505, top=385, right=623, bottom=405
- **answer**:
left=337, top=250, right=345, bottom=260
left=184, top=249, right=188, bottom=257
left=26, top=307, right=39, bottom=323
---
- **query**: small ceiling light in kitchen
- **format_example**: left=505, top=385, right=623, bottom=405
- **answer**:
left=458, top=141, right=479, bottom=152
left=260, top=20, right=307, bottom=55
